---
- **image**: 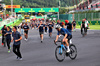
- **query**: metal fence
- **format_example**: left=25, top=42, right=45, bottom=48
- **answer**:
left=47, top=12, right=100, bottom=22
left=47, top=14, right=73, bottom=22
left=74, top=12, right=100, bottom=21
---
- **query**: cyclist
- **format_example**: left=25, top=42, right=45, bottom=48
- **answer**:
left=5, top=26, right=12, bottom=53
left=55, top=25, right=72, bottom=52
left=65, top=20, right=73, bottom=33
left=38, top=21, right=45, bottom=43
left=48, top=22, right=53, bottom=38
left=72, top=19, right=76, bottom=31
left=81, top=19, right=86, bottom=35
left=1, top=25, right=7, bottom=46
left=23, top=23, right=29, bottom=41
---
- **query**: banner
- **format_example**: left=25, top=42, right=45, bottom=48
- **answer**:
left=6, top=5, right=20, bottom=8
left=15, top=8, right=59, bottom=12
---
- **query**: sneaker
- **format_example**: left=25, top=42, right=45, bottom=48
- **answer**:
left=66, top=49, right=70, bottom=53
left=59, top=35, right=62, bottom=37
left=19, top=58, right=23, bottom=60
left=41, top=40, right=43, bottom=43
left=10, top=47, right=11, bottom=50
left=24, top=38, right=26, bottom=41
left=26, top=39, right=28, bottom=41
left=45, top=32, right=47, bottom=34
left=44, top=32, right=46, bottom=34
left=16, top=56, right=19, bottom=60
left=49, top=36, right=51, bottom=38
left=2, top=43, right=4, bottom=45
left=8, top=50, right=10, bottom=53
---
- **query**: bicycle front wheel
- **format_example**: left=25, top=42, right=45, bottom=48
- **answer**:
left=55, top=46, right=65, bottom=62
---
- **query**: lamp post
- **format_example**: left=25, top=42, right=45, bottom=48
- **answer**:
left=58, top=0, right=60, bottom=19
left=11, top=0, right=13, bottom=17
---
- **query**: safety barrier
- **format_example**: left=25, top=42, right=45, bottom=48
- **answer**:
left=0, top=18, right=20, bottom=30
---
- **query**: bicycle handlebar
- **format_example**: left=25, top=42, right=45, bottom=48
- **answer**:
left=54, top=40, right=62, bottom=46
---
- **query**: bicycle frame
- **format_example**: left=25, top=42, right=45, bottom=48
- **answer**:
left=59, top=44, right=67, bottom=54
left=54, top=40, right=71, bottom=54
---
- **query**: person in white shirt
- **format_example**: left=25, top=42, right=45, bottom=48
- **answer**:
left=85, top=18, right=89, bottom=34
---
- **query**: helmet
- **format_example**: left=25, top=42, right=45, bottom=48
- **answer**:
left=65, top=20, right=69, bottom=23
left=55, top=25, right=61, bottom=29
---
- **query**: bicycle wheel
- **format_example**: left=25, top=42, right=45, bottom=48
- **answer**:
left=55, top=46, right=65, bottom=62
left=69, top=44, right=77, bottom=60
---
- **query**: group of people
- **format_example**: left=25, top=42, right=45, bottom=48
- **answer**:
left=1, top=25, right=22, bottom=60
left=17, top=18, right=55, bottom=43
left=0, top=17, right=89, bottom=60
left=24, top=18, right=54, bottom=43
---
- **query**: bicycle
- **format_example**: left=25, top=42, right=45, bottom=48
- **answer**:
left=54, top=39, right=77, bottom=62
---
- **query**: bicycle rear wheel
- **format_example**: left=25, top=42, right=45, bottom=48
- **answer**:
left=55, top=46, right=65, bottom=62
left=69, top=44, right=77, bottom=60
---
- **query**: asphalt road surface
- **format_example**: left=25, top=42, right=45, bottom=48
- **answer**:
left=0, top=28, right=100, bottom=66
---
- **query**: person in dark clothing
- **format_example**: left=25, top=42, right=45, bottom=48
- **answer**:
left=65, top=20, right=73, bottom=33
left=1, top=25, right=7, bottom=47
left=45, top=23, right=48, bottom=34
left=48, top=22, right=53, bottom=37
left=5, top=26, right=12, bottom=53
left=72, top=19, right=76, bottom=30
left=23, top=23, right=29, bottom=41
left=81, top=19, right=86, bottom=35
left=11, top=26, right=22, bottom=60
left=38, top=21, right=45, bottom=43
left=56, top=20, right=61, bottom=25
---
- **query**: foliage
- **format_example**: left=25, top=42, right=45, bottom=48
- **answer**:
left=4, top=0, right=81, bottom=8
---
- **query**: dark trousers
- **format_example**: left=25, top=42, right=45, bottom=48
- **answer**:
left=2, top=35, right=4, bottom=43
left=2, top=35, right=6, bottom=47
left=81, top=27, right=86, bottom=34
left=6, top=39, right=11, bottom=49
left=45, top=27, right=47, bottom=32
left=85, top=27, right=88, bottom=33
left=13, top=44, right=22, bottom=58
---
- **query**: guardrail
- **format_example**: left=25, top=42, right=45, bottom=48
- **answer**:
left=0, top=18, right=20, bottom=30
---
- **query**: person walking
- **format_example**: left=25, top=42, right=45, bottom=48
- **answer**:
left=21, top=23, right=24, bottom=35
left=23, top=23, right=29, bottom=41
left=5, top=26, right=12, bottom=53
left=1, top=25, right=7, bottom=47
left=11, top=26, right=22, bottom=60
left=38, top=21, right=45, bottom=43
